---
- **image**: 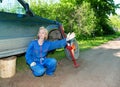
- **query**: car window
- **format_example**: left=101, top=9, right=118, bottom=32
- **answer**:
left=0, top=0, right=25, bottom=14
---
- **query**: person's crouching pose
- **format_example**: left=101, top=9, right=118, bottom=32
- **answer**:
left=25, top=26, right=75, bottom=77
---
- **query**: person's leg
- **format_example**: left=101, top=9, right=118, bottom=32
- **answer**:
left=30, top=63, right=45, bottom=77
left=43, top=58, right=57, bottom=76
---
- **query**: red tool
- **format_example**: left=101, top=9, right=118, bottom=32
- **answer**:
left=59, top=25, right=80, bottom=68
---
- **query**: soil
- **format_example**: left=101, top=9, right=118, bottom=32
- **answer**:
left=0, top=38, right=120, bottom=87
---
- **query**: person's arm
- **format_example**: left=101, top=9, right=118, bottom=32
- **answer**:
left=25, top=41, right=34, bottom=65
left=48, top=32, right=75, bottom=51
left=48, top=38, right=67, bottom=51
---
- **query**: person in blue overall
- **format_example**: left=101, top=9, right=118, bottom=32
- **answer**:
left=25, top=26, right=75, bottom=77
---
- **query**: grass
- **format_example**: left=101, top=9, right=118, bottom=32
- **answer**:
left=78, top=33, right=120, bottom=51
left=16, top=54, right=29, bottom=72
left=16, top=32, right=120, bottom=71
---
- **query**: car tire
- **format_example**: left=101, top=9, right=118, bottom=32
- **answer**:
left=64, top=38, right=80, bottom=60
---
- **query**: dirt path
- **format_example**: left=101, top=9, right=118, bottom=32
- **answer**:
left=1, top=38, right=120, bottom=87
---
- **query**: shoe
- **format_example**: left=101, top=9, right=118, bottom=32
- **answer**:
left=46, top=73, right=56, bottom=77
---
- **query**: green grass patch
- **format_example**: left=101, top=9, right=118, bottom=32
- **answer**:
left=16, top=54, right=29, bottom=72
left=78, top=32, right=120, bottom=51
left=47, top=49, right=66, bottom=61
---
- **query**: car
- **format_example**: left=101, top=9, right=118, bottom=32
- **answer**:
left=0, top=0, right=79, bottom=67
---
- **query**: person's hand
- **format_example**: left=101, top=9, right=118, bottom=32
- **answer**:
left=30, top=62, right=36, bottom=67
left=66, top=32, right=75, bottom=41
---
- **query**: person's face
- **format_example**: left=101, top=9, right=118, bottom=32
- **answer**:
left=38, top=29, right=46, bottom=40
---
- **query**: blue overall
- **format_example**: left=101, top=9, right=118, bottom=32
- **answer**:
left=25, top=39, right=67, bottom=76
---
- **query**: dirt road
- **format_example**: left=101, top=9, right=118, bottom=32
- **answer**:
left=0, top=38, right=120, bottom=87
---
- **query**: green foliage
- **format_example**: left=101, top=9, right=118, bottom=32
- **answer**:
left=30, top=0, right=76, bottom=32
left=0, top=8, right=4, bottom=12
left=101, top=20, right=115, bottom=35
left=87, top=0, right=118, bottom=36
left=109, top=15, right=120, bottom=30
left=29, top=0, right=119, bottom=37
left=73, top=1, right=96, bottom=38
left=30, top=2, right=50, bottom=18
left=53, top=2, right=76, bottom=32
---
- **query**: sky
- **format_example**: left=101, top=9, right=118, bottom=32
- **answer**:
left=114, top=0, right=120, bottom=15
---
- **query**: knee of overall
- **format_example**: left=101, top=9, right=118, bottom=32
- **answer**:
left=48, top=58, right=57, bottom=67
left=31, top=65, right=45, bottom=77
left=33, top=68, right=45, bottom=77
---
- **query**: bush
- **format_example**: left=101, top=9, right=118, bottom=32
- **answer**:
left=73, top=2, right=96, bottom=38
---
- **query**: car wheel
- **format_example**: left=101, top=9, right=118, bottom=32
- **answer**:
left=64, top=38, right=80, bottom=60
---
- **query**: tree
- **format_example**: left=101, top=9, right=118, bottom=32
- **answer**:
left=75, top=0, right=120, bottom=35
left=109, top=15, right=120, bottom=30
left=73, top=1, right=96, bottom=38
left=87, top=0, right=119, bottom=35
left=29, top=0, right=120, bottom=37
